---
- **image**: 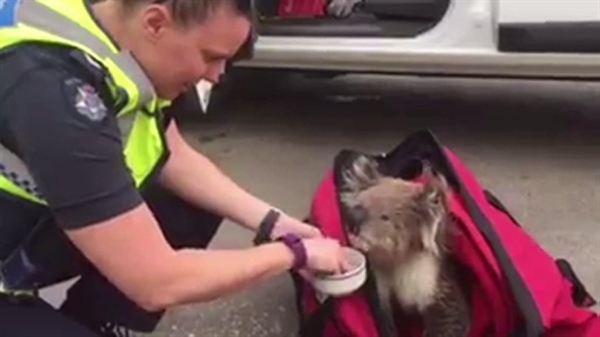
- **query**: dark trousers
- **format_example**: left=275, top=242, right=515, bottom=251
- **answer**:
left=0, top=182, right=223, bottom=336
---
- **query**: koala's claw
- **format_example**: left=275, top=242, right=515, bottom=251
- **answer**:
left=348, top=233, right=370, bottom=252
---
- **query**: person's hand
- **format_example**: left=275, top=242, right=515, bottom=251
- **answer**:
left=270, top=213, right=322, bottom=240
left=301, top=237, right=352, bottom=275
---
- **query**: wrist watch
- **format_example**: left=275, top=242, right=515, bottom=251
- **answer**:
left=253, top=209, right=281, bottom=246
left=277, top=233, right=307, bottom=270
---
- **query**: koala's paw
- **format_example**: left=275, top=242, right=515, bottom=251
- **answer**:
left=348, top=233, right=370, bottom=252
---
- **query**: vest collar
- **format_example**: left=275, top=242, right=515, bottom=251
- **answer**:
left=15, top=0, right=158, bottom=112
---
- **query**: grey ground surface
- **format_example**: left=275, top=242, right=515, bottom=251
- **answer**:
left=43, top=74, right=600, bottom=337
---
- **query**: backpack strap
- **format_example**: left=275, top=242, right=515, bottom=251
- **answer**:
left=483, top=189, right=597, bottom=309
left=555, top=259, right=598, bottom=308
left=297, top=297, right=336, bottom=337
left=290, top=269, right=336, bottom=337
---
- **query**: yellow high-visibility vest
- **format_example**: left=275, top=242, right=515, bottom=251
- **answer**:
left=0, top=0, right=170, bottom=205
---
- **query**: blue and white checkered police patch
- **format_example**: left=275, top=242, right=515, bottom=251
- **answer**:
left=0, top=0, right=20, bottom=27
left=65, top=78, right=108, bottom=122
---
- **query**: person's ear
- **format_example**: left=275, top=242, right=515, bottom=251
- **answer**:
left=140, top=4, right=173, bottom=43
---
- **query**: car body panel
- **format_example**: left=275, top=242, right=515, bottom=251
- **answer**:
left=235, top=0, right=600, bottom=79
left=498, top=0, right=600, bottom=23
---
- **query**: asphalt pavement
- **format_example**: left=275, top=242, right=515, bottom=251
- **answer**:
left=43, top=73, right=600, bottom=337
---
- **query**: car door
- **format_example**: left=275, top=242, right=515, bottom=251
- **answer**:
left=497, top=0, right=600, bottom=53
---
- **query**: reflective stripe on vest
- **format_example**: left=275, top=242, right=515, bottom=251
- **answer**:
left=3, top=0, right=156, bottom=112
left=0, top=0, right=169, bottom=204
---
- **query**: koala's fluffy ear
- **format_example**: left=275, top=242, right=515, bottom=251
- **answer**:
left=421, top=160, right=436, bottom=180
left=421, top=161, right=448, bottom=186
left=341, top=154, right=383, bottom=194
left=421, top=161, right=450, bottom=203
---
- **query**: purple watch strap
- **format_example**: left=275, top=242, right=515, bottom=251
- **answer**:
left=280, top=234, right=307, bottom=270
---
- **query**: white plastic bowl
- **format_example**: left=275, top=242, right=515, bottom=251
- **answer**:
left=311, top=247, right=367, bottom=297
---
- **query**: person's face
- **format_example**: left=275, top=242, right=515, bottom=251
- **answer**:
left=131, top=4, right=251, bottom=100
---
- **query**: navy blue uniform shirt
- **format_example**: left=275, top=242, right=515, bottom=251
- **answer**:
left=0, top=43, right=145, bottom=256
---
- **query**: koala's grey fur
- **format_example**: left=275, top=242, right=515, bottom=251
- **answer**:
left=340, top=155, right=471, bottom=337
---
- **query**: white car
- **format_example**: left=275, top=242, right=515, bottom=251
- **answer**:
left=194, top=0, right=599, bottom=113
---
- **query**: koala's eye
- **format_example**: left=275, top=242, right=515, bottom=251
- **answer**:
left=429, top=192, right=441, bottom=205
left=380, top=214, right=390, bottom=221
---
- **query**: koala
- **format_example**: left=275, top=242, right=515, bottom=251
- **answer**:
left=340, top=155, right=470, bottom=337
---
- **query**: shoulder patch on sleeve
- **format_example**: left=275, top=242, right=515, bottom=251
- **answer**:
left=0, top=0, right=21, bottom=28
left=63, top=77, right=108, bottom=122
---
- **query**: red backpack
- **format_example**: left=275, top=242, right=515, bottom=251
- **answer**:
left=292, top=130, right=599, bottom=337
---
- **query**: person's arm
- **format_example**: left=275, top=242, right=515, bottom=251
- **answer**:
left=158, top=119, right=275, bottom=232
left=158, top=116, right=321, bottom=238
left=66, top=204, right=296, bottom=311
left=2, top=66, right=302, bottom=311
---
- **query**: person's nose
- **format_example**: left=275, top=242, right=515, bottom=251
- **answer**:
left=204, top=62, right=226, bottom=84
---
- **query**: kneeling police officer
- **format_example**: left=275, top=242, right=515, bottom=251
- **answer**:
left=0, top=0, right=349, bottom=335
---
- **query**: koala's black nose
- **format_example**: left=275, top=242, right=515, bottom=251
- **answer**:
left=345, top=205, right=368, bottom=233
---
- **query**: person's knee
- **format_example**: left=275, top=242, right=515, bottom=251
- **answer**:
left=142, top=182, right=223, bottom=249
left=60, top=266, right=165, bottom=333
left=163, top=208, right=223, bottom=249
